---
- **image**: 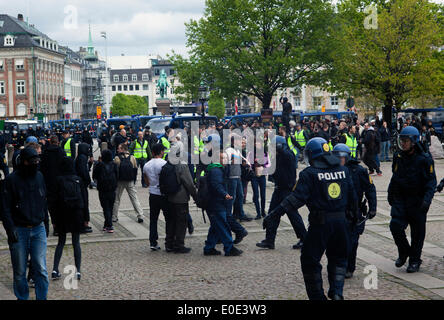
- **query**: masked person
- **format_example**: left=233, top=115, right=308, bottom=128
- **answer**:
left=332, top=144, right=377, bottom=279
left=1, top=147, right=49, bottom=300
left=268, top=138, right=357, bottom=300
left=388, top=126, right=436, bottom=273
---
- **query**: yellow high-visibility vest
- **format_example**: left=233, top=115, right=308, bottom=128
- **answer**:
left=296, top=130, right=306, bottom=147
left=161, top=137, right=170, bottom=160
left=287, top=136, right=298, bottom=156
left=134, top=140, right=148, bottom=159
left=193, top=136, right=204, bottom=155
left=64, top=138, right=72, bottom=157
left=344, top=133, right=357, bottom=158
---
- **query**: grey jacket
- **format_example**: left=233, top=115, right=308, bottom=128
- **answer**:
left=168, top=162, right=197, bottom=204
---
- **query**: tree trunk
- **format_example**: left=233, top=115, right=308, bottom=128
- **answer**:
left=383, top=94, right=394, bottom=132
left=261, top=93, right=273, bottom=110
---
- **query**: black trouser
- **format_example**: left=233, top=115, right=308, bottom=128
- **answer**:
left=53, top=233, right=81, bottom=273
left=166, top=203, right=189, bottom=250
left=149, top=194, right=169, bottom=247
left=390, top=199, right=427, bottom=263
left=80, top=182, right=90, bottom=223
left=363, top=151, right=379, bottom=173
left=99, top=190, right=116, bottom=228
left=136, top=158, right=147, bottom=186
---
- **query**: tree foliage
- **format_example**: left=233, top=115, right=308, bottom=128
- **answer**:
left=110, top=94, right=148, bottom=116
left=208, top=91, right=226, bottom=119
left=171, top=0, right=336, bottom=109
left=328, top=0, right=444, bottom=121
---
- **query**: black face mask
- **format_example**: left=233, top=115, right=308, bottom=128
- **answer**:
left=21, top=163, right=38, bottom=176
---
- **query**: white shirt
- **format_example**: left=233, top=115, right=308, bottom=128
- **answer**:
left=143, top=158, right=167, bottom=195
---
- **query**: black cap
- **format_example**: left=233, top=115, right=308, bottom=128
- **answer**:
left=20, top=147, right=39, bottom=161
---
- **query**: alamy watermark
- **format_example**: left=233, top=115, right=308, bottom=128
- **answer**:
left=363, top=264, right=378, bottom=290
left=364, top=4, right=378, bottom=30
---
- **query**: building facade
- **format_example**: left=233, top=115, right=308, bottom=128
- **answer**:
left=0, top=14, right=65, bottom=121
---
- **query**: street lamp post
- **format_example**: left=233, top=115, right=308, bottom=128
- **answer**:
left=198, top=81, right=209, bottom=117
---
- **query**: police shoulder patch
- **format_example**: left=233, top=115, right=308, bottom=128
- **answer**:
left=369, top=175, right=373, bottom=184
left=430, top=164, right=434, bottom=174
left=327, top=182, right=341, bottom=199
left=323, top=143, right=330, bottom=152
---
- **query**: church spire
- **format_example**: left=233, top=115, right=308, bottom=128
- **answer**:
left=85, top=22, right=97, bottom=61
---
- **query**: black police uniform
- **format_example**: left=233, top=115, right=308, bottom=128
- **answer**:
left=346, top=159, right=377, bottom=274
left=277, top=154, right=357, bottom=300
left=388, top=145, right=436, bottom=266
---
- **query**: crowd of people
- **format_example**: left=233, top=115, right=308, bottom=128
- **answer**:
left=0, top=107, right=442, bottom=300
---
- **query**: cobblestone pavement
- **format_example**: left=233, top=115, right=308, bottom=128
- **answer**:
left=1, top=155, right=444, bottom=300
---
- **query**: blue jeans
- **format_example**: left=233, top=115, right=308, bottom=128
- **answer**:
left=227, top=178, right=246, bottom=219
left=251, top=175, right=266, bottom=216
left=9, top=223, right=49, bottom=300
left=375, top=153, right=380, bottom=168
left=204, top=210, right=234, bottom=254
left=380, top=141, right=390, bottom=161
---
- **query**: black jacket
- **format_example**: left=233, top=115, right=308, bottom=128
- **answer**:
left=1, top=169, right=48, bottom=235
left=75, top=143, right=91, bottom=186
left=40, top=144, right=65, bottom=194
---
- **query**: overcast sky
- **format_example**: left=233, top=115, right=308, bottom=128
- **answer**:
left=3, top=0, right=205, bottom=58
left=3, top=0, right=443, bottom=59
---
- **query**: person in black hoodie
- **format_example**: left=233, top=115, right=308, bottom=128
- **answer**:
left=93, top=149, right=118, bottom=233
left=75, top=143, right=92, bottom=233
left=51, top=156, right=84, bottom=281
left=40, top=135, right=65, bottom=236
left=1, top=147, right=49, bottom=300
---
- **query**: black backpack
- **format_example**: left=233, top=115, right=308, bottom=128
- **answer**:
left=60, top=175, right=84, bottom=209
left=118, top=154, right=136, bottom=181
left=196, top=174, right=211, bottom=210
left=99, top=162, right=117, bottom=191
left=159, top=162, right=181, bottom=195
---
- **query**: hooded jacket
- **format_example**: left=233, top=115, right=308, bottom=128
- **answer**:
left=40, top=144, right=65, bottom=194
left=206, top=163, right=229, bottom=212
left=75, top=143, right=91, bottom=186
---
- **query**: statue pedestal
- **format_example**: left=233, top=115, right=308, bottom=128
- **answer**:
left=155, top=98, right=171, bottom=115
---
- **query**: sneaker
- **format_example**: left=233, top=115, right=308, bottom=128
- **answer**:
left=28, top=279, right=35, bottom=288
left=150, top=245, right=161, bottom=251
left=174, top=247, right=192, bottom=254
left=76, top=272, right=81, bottom=281
left=106, top=227, right=114, bottom=233
left=377, top=172, right=382, bottom=176
left=292, top=240, right=303, bottom=250
left=82, top=226, right=93, bottom=234
left=225, top=247, right=243, bottom=256
left=204, top=248, right=222, bottom=256
left=102, top=227, right=107, bottom=232
left=188, top=224, right=194, bottom=235
left=239, top=215, right=253, bottom=222
left=51, top=271, right=61, bottom=280
left=137, top=218, right=144, bottom=223
left=233, top=230, right=248, bottom=244
left=256, top=240, right=275, bottom=250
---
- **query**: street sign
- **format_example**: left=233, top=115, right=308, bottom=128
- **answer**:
left=65, top=113, right=70, bottom=119
left=321, top=105, right=326, bottom=113
left=96, top=106, right=102, bottom=116
left=346, top=97, right=355, bottom=108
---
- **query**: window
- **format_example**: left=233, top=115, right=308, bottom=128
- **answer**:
left=16, top=80, right=26, bottom=95
left=0, top=104, right=6, bottom=117
left=4, top=34, right=14, bottom=46
left=170, top=69, right=175, bottom=76
left=129, top=85, right=133, bottom=91
left=294, top=96, right=301, bottom=107
left=132, top=74, right=137, bottom=81
left=118, top=85, right=122, bottom=91
left=170, top=87, right=174, bottom=94
left=112, top=85, right=116, bottom=91
left=15, top=59, right=24, bottom=70
left=155, top=69, right=160, bottom=76
left=0, top=59, right=3, bottom=71
left=312, top=96, right=322, bottom=108
left=135, top=84, right=139, bottom=91
left=331, top=96, right=339, bottom=106
left=0, top=81, right=4, bottom=95
left=142, top=84, right=148, bottom=90
left=123, top=85, right=127, bottom=91
left=17, top=103, right=26, bottom=116
left=122, top=74, right=128, bottom=82
left=142, top=73, right=149, bottom=81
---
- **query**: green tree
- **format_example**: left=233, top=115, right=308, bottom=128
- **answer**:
left=328, top=0, right=444, bottom=123
left=171, top=0, right=336, bottom=109
left=208, top=91, right=226, bottom=119
left=111, top=94, right=148, bottom=116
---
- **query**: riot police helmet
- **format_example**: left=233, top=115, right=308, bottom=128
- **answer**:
left=304, top=137, right=330, bottom=163
left=398, top=126, right=419, bottom=151
left=332, top=143, right=351, bottom=164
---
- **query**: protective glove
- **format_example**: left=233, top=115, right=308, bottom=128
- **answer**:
left=367, top=211, right=376, bottom=220
left=387, top=194, right=394, bottom=207
left=7, top=229, right=19, bottom=245
left=419, top=202, right=430, bottom=214
left=262, top=206, right=285, bottom=229
left=436, top=181, right=444, bottom=193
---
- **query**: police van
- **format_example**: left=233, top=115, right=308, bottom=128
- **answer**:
left=225, top=111, right=301, bottom=128
left=147, top=114, right=218, bottom=139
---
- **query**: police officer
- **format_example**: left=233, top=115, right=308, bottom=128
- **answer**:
left=268, top=137, right=357, bottom=300
left=388, top=126, right=436, bottom=273
left=258, top=136, right=307, bottom=250
left=130, top=131, right=152, bottom=188
left=332, top=144, right=376, bottom=279
left=60, top=130, right=76, bottom=159
left=161, top=127, right=173, bottom=160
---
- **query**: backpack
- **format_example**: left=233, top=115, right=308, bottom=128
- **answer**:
left=118, top=155, right=136, bottom=181
left=159, top=162, right=181, bottom=195
left=99, top=162, right=117, bottom=191
left=60, top=175, right=84, bottom=209
left=196, top=174, right=211, bottom=210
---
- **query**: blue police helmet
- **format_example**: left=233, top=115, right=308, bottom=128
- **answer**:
left=205, top=133, right=221, bottom=145
left=399, top=126, right=419, bottom=144
left=304, top=137, right=330, bottom=162
left=332, top=143, right=351, bottom=162
left=25, top=136, right=38, bottom=144
left=273, top=135, right=287, bottom=146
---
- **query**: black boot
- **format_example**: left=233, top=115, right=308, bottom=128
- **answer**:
left=395, top=256, right=408, bottom=268
left=327, top=266, right=346, bottom=300
left=406, top=260, right=422, bottom=273
left=256, top=240, right=275, bottom=250
left=303, top=273, right=327, bottom=300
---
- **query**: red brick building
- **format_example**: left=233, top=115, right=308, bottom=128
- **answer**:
left=0, top=14, right=65, bottom=120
